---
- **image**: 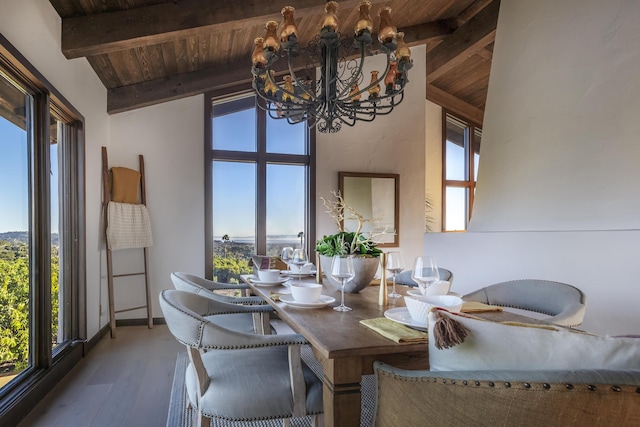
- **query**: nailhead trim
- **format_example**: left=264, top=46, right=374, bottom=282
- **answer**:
left=463, top=380, right=468, bottom=385
left=488, top=382, right=495, bottom=387
left=504, top=382, right=511, bottom=388
left=611, top=386, right=621, bottom=392
left=524, top=383, right=531, bottom=388
left=588, top=385, right=597, bottom=391
left=636, top=387, right=640, bottom=393
left=543, top=383, right=551, bottom=389
left=566, top=384, right=574, bottom=390
left=475, top=381, right=481, bottom=386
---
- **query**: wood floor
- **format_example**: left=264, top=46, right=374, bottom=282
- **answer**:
left=17, top=325, right=183, bottom=427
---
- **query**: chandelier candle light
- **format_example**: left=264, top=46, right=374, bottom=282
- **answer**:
left=251, top=0, right=413, bottom=133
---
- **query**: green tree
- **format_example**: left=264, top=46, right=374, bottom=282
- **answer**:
left=0, top=257, right=30, bottom=371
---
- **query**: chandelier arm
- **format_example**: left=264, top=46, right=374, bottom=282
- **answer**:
left=286, top=63, right=316, bottom=102
left=353, top=50, right=393, bottom=101
left=336, top=41, right=367, bottom=99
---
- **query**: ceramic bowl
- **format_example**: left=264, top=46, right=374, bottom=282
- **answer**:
left=256, top=269, right=281, bottom=282
left=420, top=280, right=451, bottom=296
left=290, top=283, right=323, bottom=303
left=404, top=294, right=464, bottom=324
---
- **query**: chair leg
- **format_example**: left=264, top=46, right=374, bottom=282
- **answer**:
left=312, top=413, right=324, bottom=427
left=282, top=418, right=291, bottom=427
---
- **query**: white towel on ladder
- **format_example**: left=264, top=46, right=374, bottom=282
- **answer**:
left=107, top=202, right=154, bottom=250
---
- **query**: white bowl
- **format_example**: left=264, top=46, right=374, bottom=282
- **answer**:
left=420, top=280, right=451, bottom=296
left=290, top=283, right=323, bottom=303
left=256, top=269, right=281, bottom=282
left=404, top=294, right=464, bottom=324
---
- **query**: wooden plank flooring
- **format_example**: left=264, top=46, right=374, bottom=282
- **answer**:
left=17, top=325, right=183, bottom=427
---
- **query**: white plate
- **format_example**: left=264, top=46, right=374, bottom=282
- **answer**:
left=406, top=290, right=462, bottom=298
left=249, top=276, right=289, bottom=286
left=279, top=294, right=335, bottom=309
left=384, top=307, right=428, bottom=331
left=281, top=270, right=317, bottom=277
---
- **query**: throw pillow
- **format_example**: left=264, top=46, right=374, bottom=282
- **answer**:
left=428, top=309, right=640, bottom=371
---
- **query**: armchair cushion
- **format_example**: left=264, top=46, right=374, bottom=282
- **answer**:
left=428, top=309, right=640, bottom=372
left=188, top=346, right=323, bottom=421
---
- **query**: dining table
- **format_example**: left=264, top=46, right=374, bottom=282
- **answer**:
left=240, top=272, right=539, bottom=427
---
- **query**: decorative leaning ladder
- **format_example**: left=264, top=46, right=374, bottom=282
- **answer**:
left=101, top=146, right=153, bottom=338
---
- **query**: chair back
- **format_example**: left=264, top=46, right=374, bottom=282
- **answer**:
left=394, top=267, right=454, bottom=287
left=374, top=361, right=640, bottom=427
left=463, top=279, right=587, bottom=327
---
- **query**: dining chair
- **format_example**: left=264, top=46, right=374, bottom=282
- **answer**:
left=159, top=289, right=324, bottom=427
left=463, top=279, right=587, bottom=327
left=171, top=272, right=274, bottom=335
left=393, top=267, right=454, bottom=287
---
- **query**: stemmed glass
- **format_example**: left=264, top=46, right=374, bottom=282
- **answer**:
left=386, top=252, right=404, bottom=299
left=291, top=248, right=308, bottom=285
left=412, top=256, right=440, bottom=296
left=331, top=255, right=354, bottom=312
left=281, top=246, right=294, bottom=272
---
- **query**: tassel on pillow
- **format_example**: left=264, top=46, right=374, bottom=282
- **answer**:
left=432, top=309, right=468, bottom=349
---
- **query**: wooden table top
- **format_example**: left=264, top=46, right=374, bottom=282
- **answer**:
left=243, top=274, right=428, bottom=360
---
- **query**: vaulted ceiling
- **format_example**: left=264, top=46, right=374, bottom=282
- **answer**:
left=48, top=0, right=499, bottom=125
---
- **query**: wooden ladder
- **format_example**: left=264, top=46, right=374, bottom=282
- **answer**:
left=102, top=146, right=153, bottom=338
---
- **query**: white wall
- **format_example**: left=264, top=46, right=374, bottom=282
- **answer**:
left=317, top=45, right=427, bottom=264
left=107, top=97, right=205, bottom=321
left=426, top=0, right=640, bottom=335
left=1, top=0, right=109, bottom=338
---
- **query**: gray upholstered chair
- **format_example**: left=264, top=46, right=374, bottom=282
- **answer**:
left=171, top=272, right=274, bottom=335
left=463, top=279, right=587, bottom=327
left=393, top=267, right=453, bottom=287
left=373, top=361, right=640, bottom=427
left=159, top=289, right=323, bottom=427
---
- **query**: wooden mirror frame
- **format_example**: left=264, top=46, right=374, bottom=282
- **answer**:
left=338, top=172, right=400, bottom=248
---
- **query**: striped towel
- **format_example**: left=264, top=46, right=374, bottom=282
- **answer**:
left=107, top=202, right=153, bottom=250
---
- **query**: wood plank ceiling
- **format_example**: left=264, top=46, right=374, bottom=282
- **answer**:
left=48, top=0, right=499, bottom=125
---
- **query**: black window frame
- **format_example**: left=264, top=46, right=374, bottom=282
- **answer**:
left=0, top=33, right=86, bottom=427
left=204, top=91, right=316, bottom=279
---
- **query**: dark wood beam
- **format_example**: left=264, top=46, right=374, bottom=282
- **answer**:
left=426, top=83, right=484, bottom=125
left=61, top=0, right=388, bottom=59
left=426, top=0, right=499, bottom=83
left=107, top=21, right=455, bottom=114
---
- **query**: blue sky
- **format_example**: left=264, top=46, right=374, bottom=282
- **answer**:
left=0, top=116, right=59, bottom=234
left=211, top=107, right=305, bottom=239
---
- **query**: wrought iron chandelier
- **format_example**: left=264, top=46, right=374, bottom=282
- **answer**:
left=250, top=0, right=413, bottom=133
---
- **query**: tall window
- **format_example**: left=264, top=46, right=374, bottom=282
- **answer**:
left=442, top=112, right=481, bottom=231
left=0, top=35, right=85, bottom=424
left=205, top=94, right=315, bottom=283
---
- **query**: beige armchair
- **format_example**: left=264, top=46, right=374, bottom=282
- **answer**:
left=373, top=361, right=640, bottom=426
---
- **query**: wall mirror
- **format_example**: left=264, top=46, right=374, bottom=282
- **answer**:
left=339, top=172, right=399, bottom=247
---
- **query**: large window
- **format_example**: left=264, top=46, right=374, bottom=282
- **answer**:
left=0, top=35, right=85, bottom=425
left=442, top=112, right=481, bottom=231
left=205, top=94, right=315, bottom=282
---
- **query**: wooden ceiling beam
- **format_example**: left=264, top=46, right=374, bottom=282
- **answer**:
left=426, top=83, right=484, bottom=125
left=426, top=0, right=499, bottom=83
left=107, top=21, right=455, bottom=114
left=61, top=0, right=388, bottom=59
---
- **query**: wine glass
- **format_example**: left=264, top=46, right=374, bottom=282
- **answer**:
left=412, top=256, right=440, bottom=296
left=386, top=252, right=404, bottom=299
left=291, top=248, right=308, bottom=285
left=331, top=255, right=354, bottom=312
left=281, top=246, right=294, bottom=273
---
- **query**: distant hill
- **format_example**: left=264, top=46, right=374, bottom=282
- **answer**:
left=0, top=231, right=58, bottom=246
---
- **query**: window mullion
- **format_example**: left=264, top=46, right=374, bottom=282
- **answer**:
left=256, top=106, right=267, bottom=255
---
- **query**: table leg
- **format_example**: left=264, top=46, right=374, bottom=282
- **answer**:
left=320, top=356, right=363, bottom=427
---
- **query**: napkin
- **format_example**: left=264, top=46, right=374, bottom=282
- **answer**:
left=461, top=301, right=503, bottom=313
left=360, top=318, right=428, bottom=344
left=289, top=262, right=314, bottom=274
